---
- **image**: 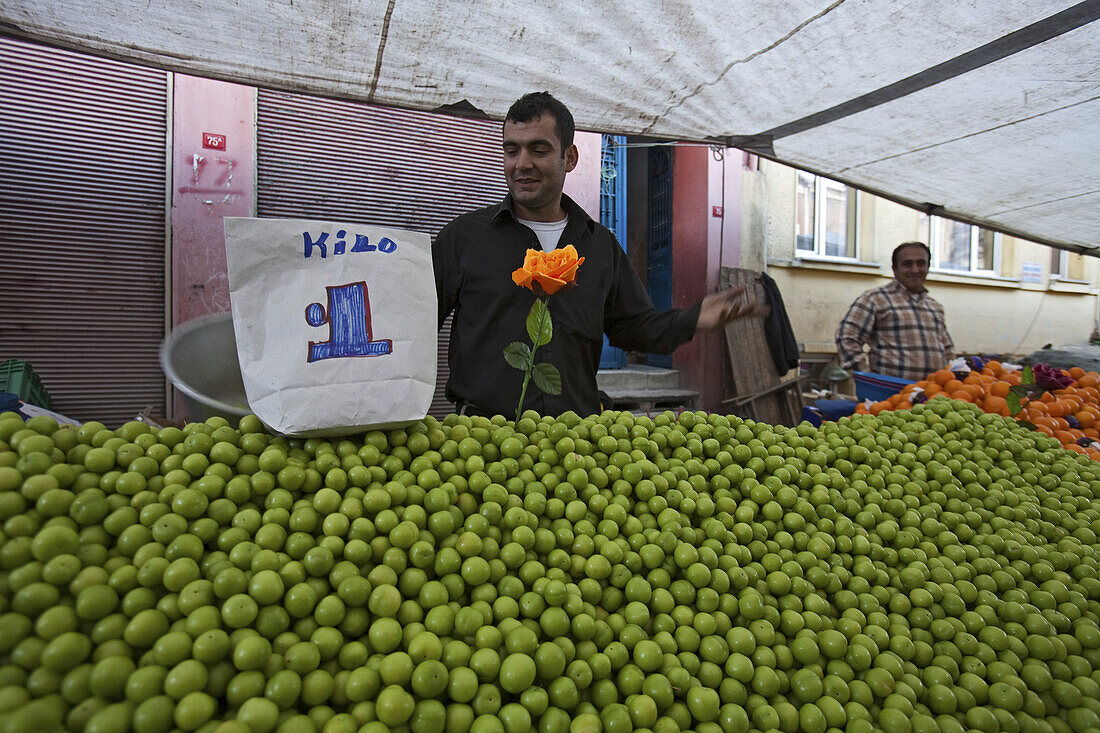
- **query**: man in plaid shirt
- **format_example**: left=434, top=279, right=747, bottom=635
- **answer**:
left=836, top=242, right=954, bottom=381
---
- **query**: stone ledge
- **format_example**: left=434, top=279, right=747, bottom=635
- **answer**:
left=597, top=365, right=682, bottom=391
left=602, top=388, right=700, bottom=413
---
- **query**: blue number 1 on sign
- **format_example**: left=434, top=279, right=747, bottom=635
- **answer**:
left=304, top=282, right=393, bottom=362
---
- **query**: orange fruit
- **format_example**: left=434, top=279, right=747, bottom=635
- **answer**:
left=989, top=382, right=1011, bottom=398
left=1033, top=416, right=1058, bottom=430
left=961, top=384, right=984, bottom=400
left=982, top=395, right=1009, bottom=416
left=1077, top=372, right=1100, bottom=388
left=1054, top=430, right=1078, bottom=446
left=933, top=370, right=955, bottom=386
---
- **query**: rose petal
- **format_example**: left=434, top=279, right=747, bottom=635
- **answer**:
left=533, top=272, right=567, bottom=294
left=512, top=268, right=533, bottom=289
left=546, top=253, right=583, bottom=280
left=553, top=259, right=583, bottom=283
left=544, top=261, right=569, bottom=278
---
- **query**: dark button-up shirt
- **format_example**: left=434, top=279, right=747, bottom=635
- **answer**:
left=434, top=194, right=701, bottom=417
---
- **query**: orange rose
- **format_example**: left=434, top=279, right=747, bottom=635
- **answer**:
left=511, top=245, right=585, bottom=295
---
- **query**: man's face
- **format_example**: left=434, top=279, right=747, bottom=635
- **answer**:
left=894, top=245, right=930, bottom=293
left=502, top=114, right=578, bottom=221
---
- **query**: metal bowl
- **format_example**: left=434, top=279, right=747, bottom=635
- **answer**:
left=159, top=312, right=251, bottom=422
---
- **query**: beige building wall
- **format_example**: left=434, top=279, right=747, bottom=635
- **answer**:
left=754, top=161, right=1099, bottom=360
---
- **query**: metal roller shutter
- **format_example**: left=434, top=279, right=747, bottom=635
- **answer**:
left=0, top=37, right=169, bottom=425
left=256, top=91, right=507, bottom=418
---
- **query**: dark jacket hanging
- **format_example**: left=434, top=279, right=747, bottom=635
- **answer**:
left=761, top=272, right=801, bottom=376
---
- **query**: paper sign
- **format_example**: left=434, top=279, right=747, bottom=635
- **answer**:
left=224, top=217, right=437, bottom=436
left=1021, top=261, right=1043, bottom=283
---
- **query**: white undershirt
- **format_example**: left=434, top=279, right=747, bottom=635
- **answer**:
left=516, top=216, right=568, bottom=252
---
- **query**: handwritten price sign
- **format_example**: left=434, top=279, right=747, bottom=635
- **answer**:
left=223, top=217, right=437, bottom=436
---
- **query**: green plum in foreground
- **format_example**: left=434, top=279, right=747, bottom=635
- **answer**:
left=0, top=399, right=1099, bottom=732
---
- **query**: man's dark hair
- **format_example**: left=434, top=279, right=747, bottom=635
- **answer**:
left=505, top=92, right=575, bottom=154
left=892, top=241, right=931, bottom=269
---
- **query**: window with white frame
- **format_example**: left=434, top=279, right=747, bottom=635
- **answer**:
left=795, top=171, right=858, bottom=259
left=918, top=214, right=1000, bottom=274
left=1052, top=247, right=1067, bottom=278
left=1051, top=248, right=1086, bottom=280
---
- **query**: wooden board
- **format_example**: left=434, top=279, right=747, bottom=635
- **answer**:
left=720, top=267, right=802, bottom=425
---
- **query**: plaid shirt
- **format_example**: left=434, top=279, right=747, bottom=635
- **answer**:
left=836, top=279, right=954, bottom=381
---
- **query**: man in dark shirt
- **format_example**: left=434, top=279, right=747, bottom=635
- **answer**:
left=434, top=92, right=762, bottom=417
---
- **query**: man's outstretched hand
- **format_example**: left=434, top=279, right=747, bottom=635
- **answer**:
left=696, top=286, right=770, bottom=331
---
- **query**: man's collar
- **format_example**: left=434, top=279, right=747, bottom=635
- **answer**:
left=887, top=278, right=927, bottom=296
left=493, top=194, right=597, bottom=233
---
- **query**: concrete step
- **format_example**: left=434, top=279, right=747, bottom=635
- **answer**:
left=596, top=365, right=683, bottom=392
left=601, top=387, right=700, bottom=414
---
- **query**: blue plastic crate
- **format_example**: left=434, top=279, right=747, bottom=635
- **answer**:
left=0, top=392, right=22, bottom=415
left=852, top=371, right=915, bottom=402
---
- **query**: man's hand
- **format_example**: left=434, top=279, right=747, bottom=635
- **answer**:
left=696, top=286, right=770, bottom=331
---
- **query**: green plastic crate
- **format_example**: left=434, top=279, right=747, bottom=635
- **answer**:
left=0, top=360, right=53, bottom=410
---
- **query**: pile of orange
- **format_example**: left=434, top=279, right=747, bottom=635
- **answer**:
left=854, top=361, right=1100, bottom=459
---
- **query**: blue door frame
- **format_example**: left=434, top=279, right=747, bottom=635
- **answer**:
left=599, top=135, right=628, bottom=369
left=647, top=146, right=673, bottom=368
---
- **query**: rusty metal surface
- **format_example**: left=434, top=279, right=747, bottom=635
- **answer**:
left=0, top=37, right=168, bottom=425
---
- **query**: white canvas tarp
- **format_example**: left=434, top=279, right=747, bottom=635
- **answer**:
left=3, top=0, right=1098, bottom=252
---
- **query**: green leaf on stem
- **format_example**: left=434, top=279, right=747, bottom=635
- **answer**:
left=1008, top=384, right=1030, bottom=398
left=526, top=299, right=553, bottom=347
left=1006, top=391, right=1022, bottom=416
left=1021, top=365, right=1035, bottom=386
left=503, top=341, right=532, bottom=370
left=531, top=363, right=562, bottom=395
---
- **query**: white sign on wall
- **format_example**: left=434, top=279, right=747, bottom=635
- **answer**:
left=1021, top=261, right=1043, bottom=283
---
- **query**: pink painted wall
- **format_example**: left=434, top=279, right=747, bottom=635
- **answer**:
left=171, top=75, right=255, bottom=326
left=707, top=149, right=743, bottom=276
left=563, top=131, right=602, bottom=220
left=671, top=143, right=742, bottom=412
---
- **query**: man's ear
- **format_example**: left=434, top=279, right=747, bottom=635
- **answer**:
left=564, top=144, right=579, bottom=173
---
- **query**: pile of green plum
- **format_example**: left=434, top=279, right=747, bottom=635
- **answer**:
left=1, top=399, right=1099, bottom=733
